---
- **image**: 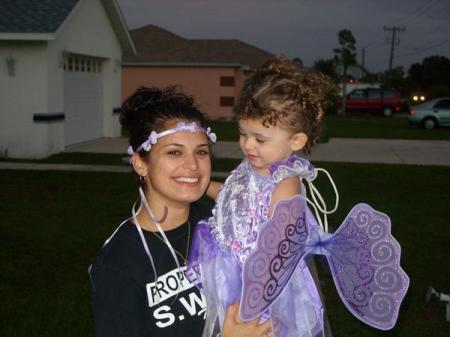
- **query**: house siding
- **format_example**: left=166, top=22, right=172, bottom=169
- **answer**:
left=122, top=66, right=247, bottom=119
left=0, top=0, right=125, bottom=158
left=48, top=0, right=123, bottom=139
left=0, top=41, right=50, bottom=158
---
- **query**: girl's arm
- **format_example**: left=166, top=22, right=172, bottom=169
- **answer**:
left=268, top=177, right=301, bottom=217
left=206, top=180, right=223, bottom=200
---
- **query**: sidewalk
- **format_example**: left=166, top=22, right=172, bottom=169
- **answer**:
left=65, top=137, right=450, bottom=166
left=1, top=137, right=450, bottom=174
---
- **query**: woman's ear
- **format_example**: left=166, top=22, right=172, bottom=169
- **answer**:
left=130, top=153, right=148, bottom=177
left=290, top=132, right=308, bottom=152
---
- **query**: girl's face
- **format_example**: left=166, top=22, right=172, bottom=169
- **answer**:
left=137, top=119, right=211, bottom=208
left=238, top=118, right=307, bottom=175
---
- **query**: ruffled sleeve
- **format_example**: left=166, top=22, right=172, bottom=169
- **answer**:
left=269, top=155, right=317, bottom=184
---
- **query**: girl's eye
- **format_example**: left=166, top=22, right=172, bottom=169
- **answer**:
left=256, top=138, right=265, bottom=143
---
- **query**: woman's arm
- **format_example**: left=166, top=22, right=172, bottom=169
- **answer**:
left=268, top=177, right=301, bottom=217
left=206, top=180, right=224, bottom=200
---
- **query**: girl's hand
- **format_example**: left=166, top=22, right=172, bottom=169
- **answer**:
left=221, top=302, right=273, bottom=337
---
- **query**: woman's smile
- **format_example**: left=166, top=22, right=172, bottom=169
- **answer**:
left=174, top=176, right=200, bottom=186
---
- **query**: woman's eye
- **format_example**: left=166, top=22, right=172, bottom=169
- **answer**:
left=197, top=150, right=210, bottom=156
left=167, top=150, right=181, bottom=156
left=256, top=138, right=265, bottom=143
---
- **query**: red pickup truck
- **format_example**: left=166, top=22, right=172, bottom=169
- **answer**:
left=345, top=88, right=404, bottom=116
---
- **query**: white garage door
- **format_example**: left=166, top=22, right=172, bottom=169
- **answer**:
left=64, top=54, right=103, bottom=145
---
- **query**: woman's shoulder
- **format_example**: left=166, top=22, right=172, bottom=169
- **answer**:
left=91, top=220, right=142, bottom=271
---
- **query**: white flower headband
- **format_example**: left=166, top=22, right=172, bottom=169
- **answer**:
left=127, top=121, right=217, bottom=155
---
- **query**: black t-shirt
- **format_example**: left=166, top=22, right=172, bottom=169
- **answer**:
left=90, top=202, right=212, bottom=337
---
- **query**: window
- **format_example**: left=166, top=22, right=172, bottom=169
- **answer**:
left=220, top=76, right=235, bottom=87
left=220, top=96, right=235, bottom=107
left=433, top=99, right=450, bottom=110
left=64, top=54, right=102, bottom=73
left=349, top=90, right=365, bottom=99
left=367, top=89, right=381, bottom=99
left=383, top=90, right=396, bottom=98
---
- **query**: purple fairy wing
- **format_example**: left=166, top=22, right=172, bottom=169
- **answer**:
left=323, top=203, right=410, bottom=330
left=240, top=195, right=309, bottom=321
left=240, top=197, right=409, bottom=331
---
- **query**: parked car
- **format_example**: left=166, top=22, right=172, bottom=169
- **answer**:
left=408, top=97, right=450, bottom=129
left=345, top=88, right=405, bottom=116
left=411, top=93, right=426, bottom=103
left=339, top=81, right=380, bottom=96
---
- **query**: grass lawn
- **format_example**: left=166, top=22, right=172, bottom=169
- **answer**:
left=1, top=163, right=449, bottom=337
left=208, top=115, right=450, bottom=142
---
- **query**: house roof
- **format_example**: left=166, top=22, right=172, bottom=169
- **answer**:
left=123, top=24, right=274, bottom=69
left=0, top=0, right=135, bottom=55
left=0, top=0, right=79, bottom=33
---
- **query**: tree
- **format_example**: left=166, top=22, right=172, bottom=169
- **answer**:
left=333, top=29, right=357, bottom=115
left=408, top=55, right=450, bottom=88
left=333, top=29, right=356, bottom=116
left=407, top=55, right=450, bottom=99
left=292, top=57, right=304, bottom=68
left=387, top=66, right=406, bottom=92
left=313, top=58, right=338, bottom=82
left=333, top=29, right=357, bottom=74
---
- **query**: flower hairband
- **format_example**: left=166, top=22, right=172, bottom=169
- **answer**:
left=127, top=122, right=217, bottom=155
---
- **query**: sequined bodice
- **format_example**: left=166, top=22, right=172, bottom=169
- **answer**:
left=209, top=155, right=316, bottom=263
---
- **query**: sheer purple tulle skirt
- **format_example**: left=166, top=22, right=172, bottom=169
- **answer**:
left=188, top=221, right=324, bottom=337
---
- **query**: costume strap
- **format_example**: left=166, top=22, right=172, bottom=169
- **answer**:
left=304, top=168, right=339, bottom=233
left=137, top=186, right=182, bottom=276
left=270, top=155, right=339, bottom=232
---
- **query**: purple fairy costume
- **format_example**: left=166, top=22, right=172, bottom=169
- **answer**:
left=189, top=155, right=409, bottom=337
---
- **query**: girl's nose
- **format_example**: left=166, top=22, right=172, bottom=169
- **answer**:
left=242, top=137, right=253, bottom=151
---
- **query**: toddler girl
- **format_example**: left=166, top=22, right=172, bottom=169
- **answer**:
left=189, top=57, right=408, bottom=337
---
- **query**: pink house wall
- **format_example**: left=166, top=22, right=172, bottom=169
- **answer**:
left=122, top=66, right=246, bottom=120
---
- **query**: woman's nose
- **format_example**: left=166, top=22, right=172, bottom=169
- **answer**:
left=184, top=154, right=199, bottom=170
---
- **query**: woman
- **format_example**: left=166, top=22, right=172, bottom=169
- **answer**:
left=89, top=86, right=271, bottom=337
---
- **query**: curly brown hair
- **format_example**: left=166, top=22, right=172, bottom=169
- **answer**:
left=235, top=56, right=332, bottom=153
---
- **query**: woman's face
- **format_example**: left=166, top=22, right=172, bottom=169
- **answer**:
left=143, top=119, right=211, bottom=208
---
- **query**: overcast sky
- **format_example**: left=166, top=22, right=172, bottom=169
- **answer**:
left=117, top=0, right=450, bottom=73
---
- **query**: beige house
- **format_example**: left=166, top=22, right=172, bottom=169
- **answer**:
left=122, top=25, right=274, bottom=120
left=0, top=0, right=135, bottom=158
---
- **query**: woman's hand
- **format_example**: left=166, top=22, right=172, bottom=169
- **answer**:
left=221, top=302, right=273, bottom=337
left=206, top=180, right=224, bottom=200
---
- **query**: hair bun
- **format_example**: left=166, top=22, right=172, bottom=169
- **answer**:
left=258, top=55, right=298, bottom=78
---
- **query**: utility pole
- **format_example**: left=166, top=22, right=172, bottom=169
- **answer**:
left=361, top=47, right=366, bottom=79
left=384, top=26, right=406, bottom=87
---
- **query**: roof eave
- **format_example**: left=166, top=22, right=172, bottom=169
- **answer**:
left=101, top=0, right=136, bottom=55
left=122, top=62, right=250, bottom=69
left=0, top=33, right=54, bottom=41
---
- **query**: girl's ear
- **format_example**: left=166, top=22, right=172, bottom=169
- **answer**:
left=130, top=153, right=148, bottom=177
left=290, top=132, right=308, bottom=152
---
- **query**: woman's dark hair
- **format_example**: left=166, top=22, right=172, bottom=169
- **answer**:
left=235, top=55, right=332, bottom=153
left=120, top=86, right=206, bottom=154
